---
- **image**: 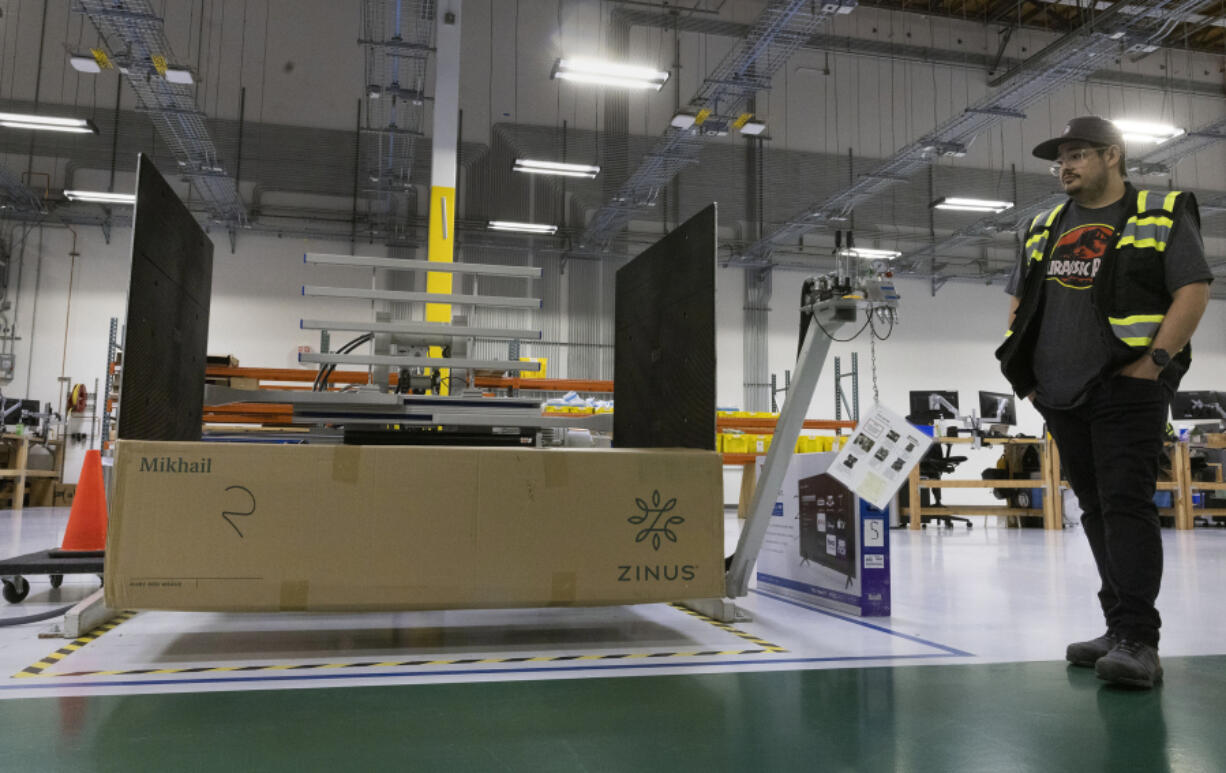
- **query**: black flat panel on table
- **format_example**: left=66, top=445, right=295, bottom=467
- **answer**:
left=117, top=155, right=214, bottom=442
left=613, top=204, right=716, bottom=450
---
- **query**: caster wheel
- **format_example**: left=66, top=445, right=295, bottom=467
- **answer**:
left=1015, top=491, right=1031, bottom=509
left=3, top=576, right=30, bottom=603
left=49, top=574, right=64, bottom=589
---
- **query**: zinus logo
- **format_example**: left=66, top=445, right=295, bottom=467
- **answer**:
left=618, top=490, right=696, bottom=583
left=617, top=565, right=696, bottom=582
left=628, top=489, right=684, bottom=551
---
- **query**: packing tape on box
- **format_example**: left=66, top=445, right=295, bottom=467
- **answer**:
left=279, top=580, right=310, bottom=611
left=551, top=571, right=577, bottom=603
left=331, top=445, right=362, bottom=484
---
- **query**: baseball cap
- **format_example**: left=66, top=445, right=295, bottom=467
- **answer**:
left=1032, top=116, right=1125, bottom=161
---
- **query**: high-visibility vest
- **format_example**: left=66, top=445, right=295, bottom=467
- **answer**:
left=995, top=185, right=1199, bottom=398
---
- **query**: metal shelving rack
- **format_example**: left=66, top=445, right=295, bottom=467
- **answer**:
left=101, top=317, right=121, bottom=455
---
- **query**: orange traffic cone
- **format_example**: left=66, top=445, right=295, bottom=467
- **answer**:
left=59, top=450, right=108, bottom=552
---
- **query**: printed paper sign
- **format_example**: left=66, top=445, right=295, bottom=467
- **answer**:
left=827, top=402, right=933, bottom=511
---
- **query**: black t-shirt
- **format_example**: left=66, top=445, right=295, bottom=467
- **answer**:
left=1005, top=196, right=1212, bottom=409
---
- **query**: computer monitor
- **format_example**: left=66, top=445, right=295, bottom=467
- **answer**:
left=1172, top=391, right=1226, bottom=421
left=978, top=391, right=1017, bottom=426
left=908, top=391, right=959, bottom=425
left=0, top=397, right=41, bottom=427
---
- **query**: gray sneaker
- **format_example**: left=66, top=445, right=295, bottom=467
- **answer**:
left=1066, top=632, right=1117, bottom=667
left=1095, top=639, right=1163, bottom=689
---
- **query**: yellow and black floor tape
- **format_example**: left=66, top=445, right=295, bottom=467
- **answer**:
left=670, top=603, right=787, bottom=652
left=15, top=603, right=785, bottom=680
left=14, top=610, right=138, bottom=678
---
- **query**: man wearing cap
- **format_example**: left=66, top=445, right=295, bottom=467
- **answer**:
left=997, top=116, right=1212, bottom=689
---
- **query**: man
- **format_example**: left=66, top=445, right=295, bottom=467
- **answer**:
left=996, top=116, right=1212, bottom=689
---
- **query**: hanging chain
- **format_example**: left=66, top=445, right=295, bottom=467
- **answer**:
left=870, top=316, right=880, bottom=405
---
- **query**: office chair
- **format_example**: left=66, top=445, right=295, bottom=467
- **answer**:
left=896, top=421, right=970, bottom=529
left=917, top=438, right=971, bottom=529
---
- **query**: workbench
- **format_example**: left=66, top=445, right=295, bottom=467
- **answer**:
left=903, top=435, right=1065, bottom=530
left=1162, top=440, right=1226, bottom=529
left=0, top=434, right=62, bottom=513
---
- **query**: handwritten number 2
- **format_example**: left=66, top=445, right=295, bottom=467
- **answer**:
left=222, top=485, right=256, bottom=538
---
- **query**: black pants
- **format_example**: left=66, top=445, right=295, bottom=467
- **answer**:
left=1038, top=375, right=1170, bottom=648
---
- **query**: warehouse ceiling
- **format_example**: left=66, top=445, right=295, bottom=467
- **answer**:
left=0, top=0, right=1223, bottom=296
left=860, top=1, right=1226, bottom=55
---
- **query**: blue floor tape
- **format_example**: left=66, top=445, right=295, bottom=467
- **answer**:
left=750, top=588, right=975, bottom=657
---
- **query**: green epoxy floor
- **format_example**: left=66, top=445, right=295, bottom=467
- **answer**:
left=3, top=657, right=1224, bottom=772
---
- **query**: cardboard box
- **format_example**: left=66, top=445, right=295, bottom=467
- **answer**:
left=106, top=441, right=724, bottom=612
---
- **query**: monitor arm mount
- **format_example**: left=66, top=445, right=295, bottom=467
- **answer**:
left=927, top=394, right=1010, bottom=450
left=1189, top=397, right=1226, bottom=421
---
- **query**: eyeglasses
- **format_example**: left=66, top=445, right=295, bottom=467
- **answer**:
left=1049, top=146, right=1106, bottom=176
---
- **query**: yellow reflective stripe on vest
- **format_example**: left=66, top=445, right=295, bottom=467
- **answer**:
left=1024, top=204, right=1065, bottom=263
left=1127, top=191, right=1176, bottom=218
left=1116, top=236, right=1167, bottom=251
left=1116, top=235, right=1167, bottom=251
left=1116, top=212, right=1173, bottom=253
left=1107, top=314, right=1164, bottom=348
left=1137, top=189, right=1180, bottom=214
left=1045, top=204, right=1064, bottom=227
left=1109, top=314, right=1165, bottom=326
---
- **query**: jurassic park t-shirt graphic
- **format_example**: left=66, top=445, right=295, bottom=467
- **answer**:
left=1045, top=223, right=1113, bottom=290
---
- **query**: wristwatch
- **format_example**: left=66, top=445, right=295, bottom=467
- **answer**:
left=1150, top=348, right=1171, bottom=369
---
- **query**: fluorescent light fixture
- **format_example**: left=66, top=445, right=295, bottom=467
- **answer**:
left=740, top=120, right=767, bottom=136
left=0, top=121, right=97, bottom=134
left=69, top=54, right=101, bottom=74
left=671, top=112, right=697, bottom=129
left=0, top=112, right=98, bottom=134
left=64, top=190, right=136, bottom=205
left=488, top=220, right=558, bottom=235
left=1112, top=118, right=1185, bottom=145
left=512, top=159, right=600, bottom=179
left=932, top=197, right=1014, bottom=214
left=551, top=58, right=669, bottom=91
left=839, top=248, right=902, bottom=260
left=165, top=67, right=194, bottom=85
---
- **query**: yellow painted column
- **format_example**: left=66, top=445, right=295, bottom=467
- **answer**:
left=426, top=187, right=454, bottom=393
